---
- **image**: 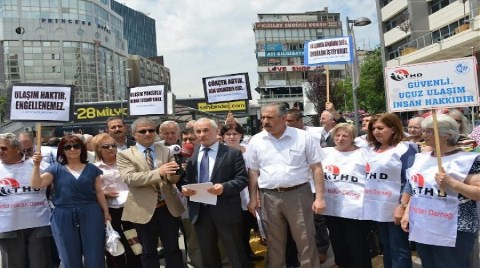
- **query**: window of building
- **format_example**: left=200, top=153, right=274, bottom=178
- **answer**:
left=384, top=9, right=408, bottom=32
left=430, top=0, right=454, bottom=14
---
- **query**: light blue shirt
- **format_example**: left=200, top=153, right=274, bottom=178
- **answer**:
left=136, top=143, right=157, bottom=168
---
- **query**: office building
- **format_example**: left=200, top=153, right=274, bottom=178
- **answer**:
left=111, top=1, right=157, bottom=58
left=0, top=0, right=129, bottom=103
left=253, top=8, right=345, bottom=109
left=375, top=0, right=480, bottom=67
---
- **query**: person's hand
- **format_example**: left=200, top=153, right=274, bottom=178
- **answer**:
left=32, top=152, right=43, bottom=166
left=435, top=167, right=452, bottom=188
left=207, top=183, right=224, bottom=195
left=104, top=190, right=119, bottom=199
left=401, top=212, right=409, bottom=232
left=104, top=212, right=112, bottom=222
left=158, top=161, right=179, bottom=176
left=325, top=102, right=336, bottom=112
left=248, top=199, right=258, bottom=216
left=181, top=187, right=196, bottom=197
left=394, top=205, right=405, bottom=225
left=312, top=197, right=326, bottom=214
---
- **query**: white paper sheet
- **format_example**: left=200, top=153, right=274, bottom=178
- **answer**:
left=182, top=182, right=217, bottom=205
left=111, top=190, right=129, bottom=206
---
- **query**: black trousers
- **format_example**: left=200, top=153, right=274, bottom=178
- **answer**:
left=134, top=206, right=184, bottom=268
left=325, top=216, right=372, bottom=268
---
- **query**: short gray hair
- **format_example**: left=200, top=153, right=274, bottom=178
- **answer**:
left=421, top=114, right=460, bottom=146
left=159, top=120, right=180, bottom=134
left=131, top=117, right=156, bottom=133
left=195, top=118, right=218, bottom=130
left=0, top=133, right=22, bottom=149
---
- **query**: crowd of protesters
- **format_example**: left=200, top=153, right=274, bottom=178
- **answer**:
left=1, top=102, right=480, bottom=268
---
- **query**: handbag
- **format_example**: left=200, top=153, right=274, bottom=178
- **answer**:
left=105, top=221, right=125, bottom=256
left=123, top=228, right=143, bottom=255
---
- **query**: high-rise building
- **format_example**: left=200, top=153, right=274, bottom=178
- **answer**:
left=0, top=0, right=129, bottom=103
left=111, top=1, right=157, bottom=58
left=375, top=0, right=480, bottom=67
left=253, top=8, right=345, bottom=109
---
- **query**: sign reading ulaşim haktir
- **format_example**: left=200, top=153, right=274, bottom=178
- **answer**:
left=304, top=36, right=353, bottom=65
left=128, top=85, right=166, bottom=116
left=385, top=57, right=479, bottom=112
left=9, top=84, right=74, bottom=122
left=202, top=73, right=251, bottom=104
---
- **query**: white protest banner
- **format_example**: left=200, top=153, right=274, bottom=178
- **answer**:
left=304, top=36, right=353, bottom=65
left=202, top=73, right=251, bottom=104
left=9, top=84, right=73, bottom=122
left=128, top=85, right=166, bottom=116
left=385, top=57, right=479, bottom=112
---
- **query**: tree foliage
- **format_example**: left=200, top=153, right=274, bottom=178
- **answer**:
left=305, top=71, right=344, bottom=114
left=0, top=95, right=6, bottom=123
left=357, top=48, right=386, bottom=114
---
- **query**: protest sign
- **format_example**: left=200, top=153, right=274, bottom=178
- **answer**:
left=202, top=73, right=251, bottom=104
left=128, top=85, right=166, bottom=116
left=304, top=36, right=353, bottom=66
left=385, top=57, right=479, bottom=113
left=8, top=84, right=73, bottom=122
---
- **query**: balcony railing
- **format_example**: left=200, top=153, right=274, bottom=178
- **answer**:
left=389, top=6, right=479, bottom=60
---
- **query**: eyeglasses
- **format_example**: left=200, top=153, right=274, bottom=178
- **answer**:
left=101, top=144, right=118, bottom=150
left=64, top=144, right=82, bottom=150
left=0, top=146, right=9, bottom=151
left=137, top=129, right=156, bottom=135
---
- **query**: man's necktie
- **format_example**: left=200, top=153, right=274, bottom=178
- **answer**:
left=145, top=148, right=162, bottom=202
left=144, top=148, right=154, bottom=170
left=199, top=148, right=210, bottom=183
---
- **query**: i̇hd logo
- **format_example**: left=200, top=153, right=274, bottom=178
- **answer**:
left=390, top=69, right=423, bottom=81
left=0, top=178, right=20, bottom=196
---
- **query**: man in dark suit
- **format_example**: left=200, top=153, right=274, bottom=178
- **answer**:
left=106, top=116, right=136, bottom=151
left=117, top=117, right=185, bottom=268
left=181, top=118, right=249, bottom=268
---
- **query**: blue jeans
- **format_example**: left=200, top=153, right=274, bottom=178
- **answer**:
left=416, top=231, right=475, bottom=268
left=377, top=222, right=412, bottom=268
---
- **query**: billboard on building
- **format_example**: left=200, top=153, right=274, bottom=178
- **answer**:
left=385, top=57, right=479, bottom=112
left=202, top=73, right=251, bottom=104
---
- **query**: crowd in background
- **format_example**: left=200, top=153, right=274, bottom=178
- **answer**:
left=1, top=102, right=480, bottom=268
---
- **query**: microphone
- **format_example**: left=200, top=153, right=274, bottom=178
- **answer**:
left=180, top=143, right=194, bottom=158
left=168, top=145, right=182, bottom=171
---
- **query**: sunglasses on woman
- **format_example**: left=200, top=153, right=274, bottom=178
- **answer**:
left=101, top=144, right=118, bottom=150
left=64, top=144, right=82, bottom=150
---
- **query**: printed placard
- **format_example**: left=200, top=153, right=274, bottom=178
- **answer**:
left=128, top=85, right=167, bottom=116
left=385, top=57, right=479, bottom=112
left=9, top=84, right=73, bottom=122
left=202, top=73, right=251, bottom=104
left=304, top=36, right=353, bottom=65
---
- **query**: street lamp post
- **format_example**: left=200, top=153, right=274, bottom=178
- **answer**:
left=346, top=16, right=371, bottom=136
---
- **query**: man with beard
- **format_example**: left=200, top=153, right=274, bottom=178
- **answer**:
left=106, top=117, right=135, bottom=151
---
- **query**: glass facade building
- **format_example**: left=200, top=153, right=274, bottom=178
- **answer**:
left=111, top=1, right=157, bottom=58
left=0, top=0, right=129, bottom=103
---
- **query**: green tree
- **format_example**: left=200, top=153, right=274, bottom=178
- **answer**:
left=305, top=71, right=344, bottom=114
left=357, top=48, right=386, bottom=113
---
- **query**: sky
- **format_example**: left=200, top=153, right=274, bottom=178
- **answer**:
left=121, top=0, right=380, bottom=102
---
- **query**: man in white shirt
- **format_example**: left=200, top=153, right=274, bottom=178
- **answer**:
left=247, top=103, right=326, bottom=268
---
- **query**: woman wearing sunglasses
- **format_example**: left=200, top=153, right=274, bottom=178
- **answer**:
left=31, top=135, right=111, bottom=268
left=91, top=133, right=141, bottom=268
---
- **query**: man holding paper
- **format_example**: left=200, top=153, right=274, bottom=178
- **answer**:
left=181, top=118, right=249, bottom=268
